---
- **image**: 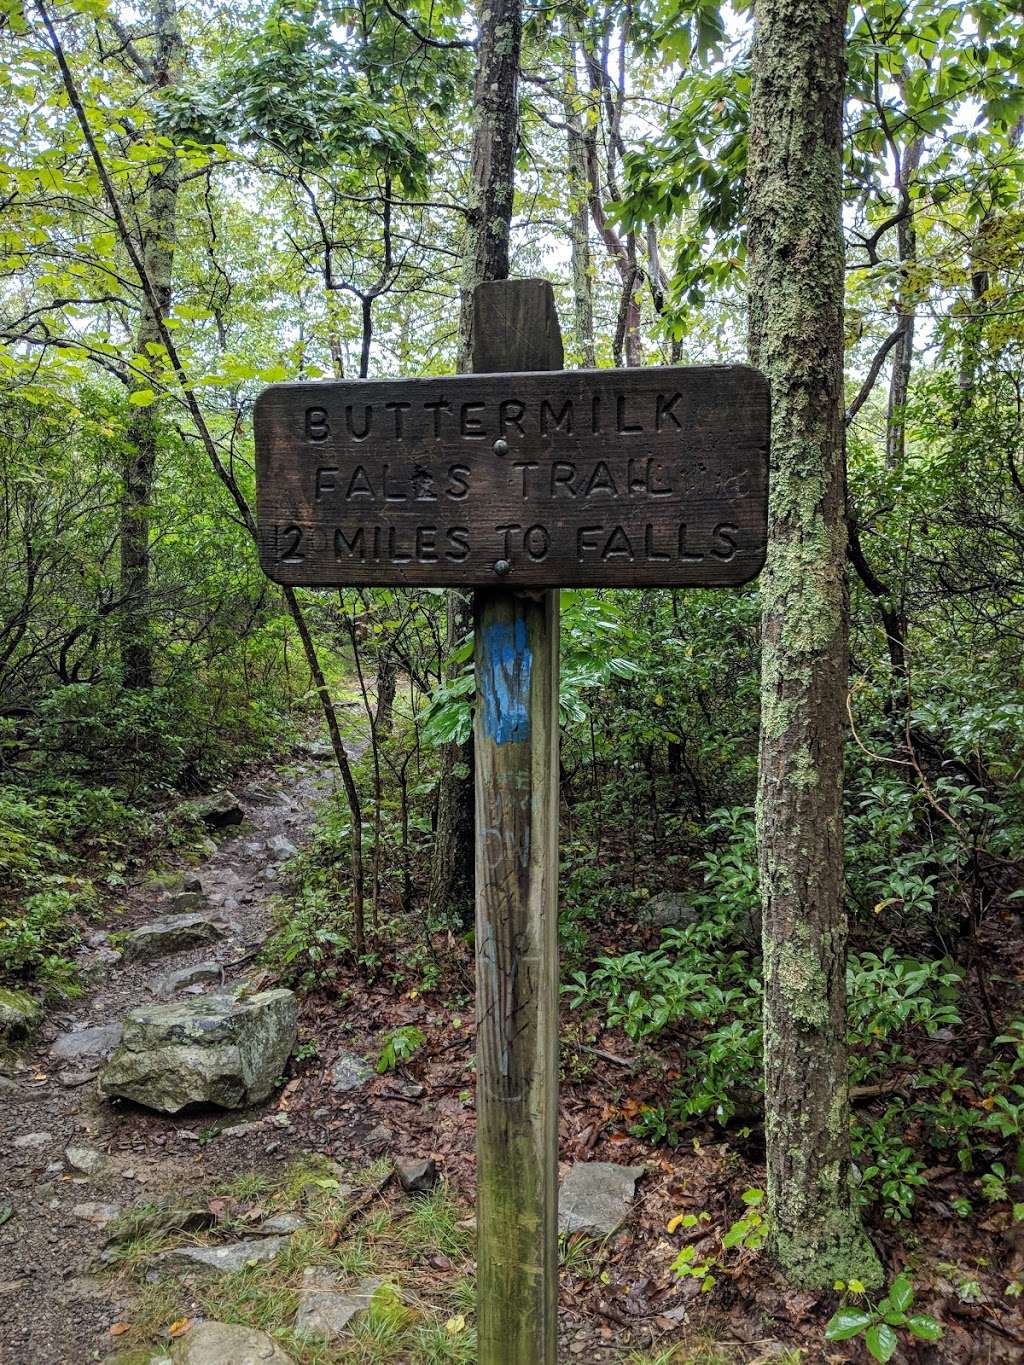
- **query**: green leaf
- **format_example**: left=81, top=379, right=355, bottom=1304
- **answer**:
left=906, top=1314, right=944, bottom=1342
left=865, top=1323, right=898, bottom=1362
left=888, top=1273, right=914, bottom=1312
left=127, top=389, right=157, bottom=407
left=825, top=1308, right=873, bottom=1340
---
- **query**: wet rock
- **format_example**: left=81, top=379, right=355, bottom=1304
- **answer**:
left=71, top=1201, right=122, bottom=1228
left=66, top=1145, right=112, bottom=1178
left=195, top=792, right=244, bottom=829
left=51, top=1022, right=122, bottom=1063
left=148, top=1235, right=290, bottom=1280
left=266, top=834, right=298, bottom=861
left=0, top=987, right=41, bottom=1040
left=558, top=1162, right=644, bottom=1238
left=294, top=1270, right=383, bottom=1341
left=151, top=961, right=223, bottom=999
left=395, top=1157, right=437, bottom=1194
left=330, top=1048, right=372, bottom=1093
left=170, top=1321, right=292, bottom=1364
left=639, top=892, right=698, bottom=930
left=122, top=913, right=224, bottom=964
left=98, top=989, right=297, bottom=1113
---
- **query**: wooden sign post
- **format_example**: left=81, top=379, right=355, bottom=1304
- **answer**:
left=254, top=279, right=769, bottom=1365
left=470, top=281, right=563, bottom=1364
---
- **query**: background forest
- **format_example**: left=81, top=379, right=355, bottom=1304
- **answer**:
left=1, top=0, right=1023, bottom=1361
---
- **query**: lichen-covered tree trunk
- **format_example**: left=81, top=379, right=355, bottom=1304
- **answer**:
left=120, top=0, right=180, bottom=688
left=432, top=0, right=524, bottom=921
left=747, top=0, right=882, bottom=1290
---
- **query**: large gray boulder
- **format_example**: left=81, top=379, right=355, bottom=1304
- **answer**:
left=558, top=1162, right=644, bottom=1238
left=122, top=913, right=225, bottom=964
left=98, top=989, right=297, bottom=1113
left=171, top=1321, right=292, bottom=1364
left=195, top=791, right=245, bottom=829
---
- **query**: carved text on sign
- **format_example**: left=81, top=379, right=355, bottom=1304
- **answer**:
left=254, top=366, right=769, bottom=588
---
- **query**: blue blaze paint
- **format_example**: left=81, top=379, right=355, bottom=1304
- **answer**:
left=481, top=619, right=532, bottom=744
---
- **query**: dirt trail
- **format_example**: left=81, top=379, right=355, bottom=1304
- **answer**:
left=0, top=756, right=337, bottom=1364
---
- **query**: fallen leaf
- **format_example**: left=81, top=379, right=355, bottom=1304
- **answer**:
left=109, top=1323, right=131, bottom=1337
left=445, top=1314, right=466, bottom=1335
left=168, top=1318, right=191, bottom=1338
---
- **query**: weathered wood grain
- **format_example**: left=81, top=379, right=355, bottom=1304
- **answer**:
left=473, top=280, right=561, bottom=1365
left=254, top=361, right=769, bottom=589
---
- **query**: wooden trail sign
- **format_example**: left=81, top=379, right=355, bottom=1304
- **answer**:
left=254, top=365, right=769, bottom=589
left=253, top=279, right=769, bottom=1365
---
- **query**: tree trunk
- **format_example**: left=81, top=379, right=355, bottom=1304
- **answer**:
left=456, top=0, right=522, bottom=371
left=120, top=0, right=180, bottom=688
left=885, top=137, right=923, bottom=468
left=428, top=590, right=475, bottom=926
left=431, top=0, right=524, bottom=921
left=747, top=0, right=881, bottom=1289
left=562, top=38, right=595, bottom=367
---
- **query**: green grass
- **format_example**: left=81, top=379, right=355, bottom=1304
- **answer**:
left=102, top=1155, right=485, bottom=1364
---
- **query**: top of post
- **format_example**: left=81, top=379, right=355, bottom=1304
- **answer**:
left=472, top=279, right=564, bottom=375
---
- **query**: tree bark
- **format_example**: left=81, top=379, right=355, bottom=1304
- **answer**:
left=562, top=40, right=596, bottom=367
left=747, top=0, right=881, bottom=1289
left=432, top=0, right=524, bottom=922
left=885, top=137, right=923, bottom=467
left=457, top=0, right=523, bottom=370
left=120, top=0, right=180, bottom=688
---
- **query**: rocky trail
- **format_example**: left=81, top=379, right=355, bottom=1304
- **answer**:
left=0, top=755, right=343, bottom=1363
left=0, top=753, right=653, bottom=1365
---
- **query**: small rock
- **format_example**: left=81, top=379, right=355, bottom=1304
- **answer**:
left=103, top=1206, right=215, bottom=1246
left=266, top=834, right=298, bottom=861
left=395, top=1157, right=437, bottom=1194
left=0, top=987, right=42, bottom=1040
left=84, top=930, right=110, bottom=949
left=66, top=1145, right=112, bottom=1178
left=219, top=1119, right=265, bottom=1139
left=259, top=1212, right=306, bottom=1235
left=558, top=1162, right=644, bottom=1238
left=149, top=1235, right=290, bottom=1280
left=640, top=892, right=698, bottom=930
left=170, top=1321, right=292, bottom=1363
left=294, top=1271, right=383, bottom=1341
left=182, top=874, right=203, bottom=893
left=50, top=1022, right=122, bottom=1063
left=195, top=792, right=245, bottom=830
left=122, top=913, right=225, bottom=964
left=13, top=1131, right=52, bottom=1149
left=151, top=961, right=223, bottom=999
left=165, top=891, right=210, bottom=914
left=58, top=1069, right=99, bottom=1088
left=99, top=989, right=298, bottom=1114
left=330, top=1048, right=372, bottom=1093
left=71, top=1201, right=122, bottom=1228
left=382, top=1078, right=425, bottom=1100
left=365, top=1123, right=394, bottom=1151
